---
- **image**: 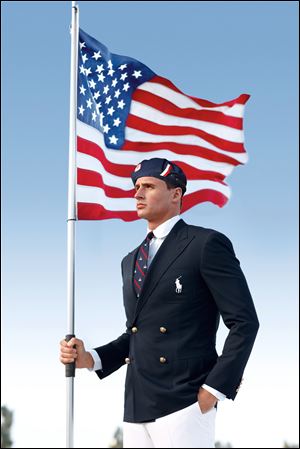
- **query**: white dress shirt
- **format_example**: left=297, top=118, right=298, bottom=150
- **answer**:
left=89, top=215, right=226, bottom=401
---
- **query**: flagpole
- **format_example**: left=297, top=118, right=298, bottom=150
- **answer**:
left=66, top=1, right=79, bottom=448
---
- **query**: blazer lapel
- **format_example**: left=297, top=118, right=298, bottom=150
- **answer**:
left=122, top=246, right=139, bottom=321
left=133, top=219, right=194, bottom=321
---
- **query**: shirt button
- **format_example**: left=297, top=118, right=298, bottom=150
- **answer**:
left=159, top=357, right=167, bottom=364
left=132, top=327, right=138, bottom=333
left=159, top=327, right=167, bottom=333
left=125, top=357, right=131, bottom=364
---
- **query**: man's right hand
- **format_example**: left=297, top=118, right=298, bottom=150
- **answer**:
left=59, top=337, right=94, bottom=369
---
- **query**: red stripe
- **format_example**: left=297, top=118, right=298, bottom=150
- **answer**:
left=77, top=203, right=139, bottom=221
left=140, top=246, right=148, bottom=259
left=77, top=168, right=135, bottom=197
left=150, top=76, right=251, bottom=108
left=77, top=136, right=133, bottom=177
left=134, top=279, right=141, bottom=290
left=132, top=89, right=244, bottom=130
left=77, top=188, right=228, bottom=221
left=122, top=141, right=240, bottom=166
left=77, top=138, right=228, bottom=184
left=136, top=261, right=145, bottom=276
left=126, top=114, right=246, bottom=153
left=78, top=133, right=240, bottom=168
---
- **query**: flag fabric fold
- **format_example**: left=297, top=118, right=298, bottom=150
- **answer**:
left=76, top=28, right=250, bottom=221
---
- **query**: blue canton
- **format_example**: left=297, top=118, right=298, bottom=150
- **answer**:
left=77, top=29, right=156, bottom=150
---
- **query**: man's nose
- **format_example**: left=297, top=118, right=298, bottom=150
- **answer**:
left=134, top=188, right=144, bottom=199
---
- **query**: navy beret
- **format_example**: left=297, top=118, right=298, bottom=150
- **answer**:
left=131, top=158, right=187, bottom=195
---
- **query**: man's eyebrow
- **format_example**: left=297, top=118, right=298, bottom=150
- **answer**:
left=135, top=182, right=156, bottom=188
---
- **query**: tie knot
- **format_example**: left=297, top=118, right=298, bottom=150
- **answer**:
left=147, top=231, right=154, bottom=241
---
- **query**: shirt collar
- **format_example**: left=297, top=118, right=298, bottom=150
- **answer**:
left=147, top=215, right=181, bottom=239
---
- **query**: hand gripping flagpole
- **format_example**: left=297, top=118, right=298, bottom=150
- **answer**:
left=66, top=1, right=79, bottom=448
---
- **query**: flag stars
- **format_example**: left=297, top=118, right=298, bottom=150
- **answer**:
left=79, top=41, right=86, bottom=49
left=96, top=64, right=105, bottom=73
left=86, top=98, right=93, bottom=109
left=123, top=83, right=130, bottom=92
left=108, top=68, right=115, bottom=76
left=119, top=63, right=127, bottom=70
left=82, top=54, right=88, bottom=63
left=93, top=91, right=101, bottom=100
left=95, top=102, right=102, bottom=113
left=111, top=78, right=118, bottom=88
left=132, top=70, right=142, bottom=79
left=107, top=60, right=113, bottom=69
left=102, top=123, right=111, bottom=134
left=105, top=95, right=112, bottom=105
left=79, top=85, right=86, bottom=95
left=92, top=51, right=102, bottom=60
left=92, top=111, right=97, bottom=121
left=85, top=67, right=92, bottom=76
left=120, top=72, right=128, bottom=81
left=78, top=105, right=85, bottom=116
left=109, top=135, right=118, bottom=145
left=103, top=85, right=110, bottom=95
left=88, top=79, right=96, bottom=89
left=98, top=73, right=105, bottom=83
left=117, top=100, right=125, bottom=109
left=107, top=106, right=115, bottom=116
left=114, top=89, right=121, bottom=99
left=79, top=64, right=86, bottom=74
left=113, top=117, right=121, bottom=127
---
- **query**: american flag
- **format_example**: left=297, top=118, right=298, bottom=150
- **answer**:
left=76, top=28, right=250, bottom=221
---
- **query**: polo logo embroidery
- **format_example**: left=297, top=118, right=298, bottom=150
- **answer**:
left=175, top=276, right=183, bottom=293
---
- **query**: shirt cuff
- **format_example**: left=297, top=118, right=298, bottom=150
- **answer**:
left=202, top=384, right=226, bottom=401
left=87, top=349, right=102, bottom=372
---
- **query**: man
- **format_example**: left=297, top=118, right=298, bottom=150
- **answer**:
left=60, top=158, right=259, bottom=448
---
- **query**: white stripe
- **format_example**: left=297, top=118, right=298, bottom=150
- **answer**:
left=138, top=82, right=246, bottom=118
left=126, top=127, right=248, bottom=164
left=160, top=163, right=171, bottom=176
left=131, top=100, right=244, bottom=143
left=77, top=185, right=136, bottom=210
left=76, top=179, right=230, bottom=209
left=77, top=152, right=133, bottom=189
left=77, top=120, right=237, bottom=176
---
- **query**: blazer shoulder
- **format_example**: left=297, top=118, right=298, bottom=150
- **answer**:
left=186, top=223, right=229, bottom=240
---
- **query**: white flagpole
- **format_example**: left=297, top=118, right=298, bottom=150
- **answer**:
left=66, top=1, right=79, bottom=448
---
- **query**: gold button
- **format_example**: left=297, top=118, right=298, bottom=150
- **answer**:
left=132, top=327, right=138, bottom=333
left=125, top=357, right=131, bottom=364
left=160, top=327, right=167, bottom=333
left=159, top=356, right=167, bottom=364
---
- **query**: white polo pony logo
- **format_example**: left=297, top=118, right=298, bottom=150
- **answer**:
left=175, top=276, right=183, bottom=293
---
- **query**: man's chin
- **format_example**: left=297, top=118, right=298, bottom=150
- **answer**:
left=136, top=208, right=148, bottom=219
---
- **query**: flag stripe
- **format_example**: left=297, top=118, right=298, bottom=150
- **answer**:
left=132, top=89, right=244, bottom=129
left=140, top=76, right=250, bottom=114
left=126, top=115, right=246, bottom=153
left=130, top=100, right=245, bottom=142
left=76, top=179, right=230, bottom=208
left=77, top=188, right=229, bottom=221
left=77, top=140, right=228, bottom=185
left=77, top=123, right=239, bottom=176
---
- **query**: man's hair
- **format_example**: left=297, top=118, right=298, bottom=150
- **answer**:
left=165, top=179, right=184, bottom=209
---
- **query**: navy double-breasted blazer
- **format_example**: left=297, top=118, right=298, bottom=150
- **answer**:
left=94, top=219, right=259, bottom=423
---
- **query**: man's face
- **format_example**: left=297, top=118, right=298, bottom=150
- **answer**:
left=134, top=176, right=177, bottom=222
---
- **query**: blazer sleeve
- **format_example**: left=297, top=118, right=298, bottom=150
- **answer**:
left=200, top=231, right=259, bottom=399
left=93, top=330, right=130, bottom=380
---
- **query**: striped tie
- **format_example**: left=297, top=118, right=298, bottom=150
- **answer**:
left=133, top=232, right=154, bottom=298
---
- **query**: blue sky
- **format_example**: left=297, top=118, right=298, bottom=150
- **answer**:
left=2, top=1, right=299, bottom=448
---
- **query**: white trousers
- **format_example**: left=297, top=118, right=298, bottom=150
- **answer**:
left=123, top=402, right=217, bottom=448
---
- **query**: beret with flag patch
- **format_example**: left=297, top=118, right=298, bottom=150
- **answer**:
left=131, top=158, right=187, bottom=195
